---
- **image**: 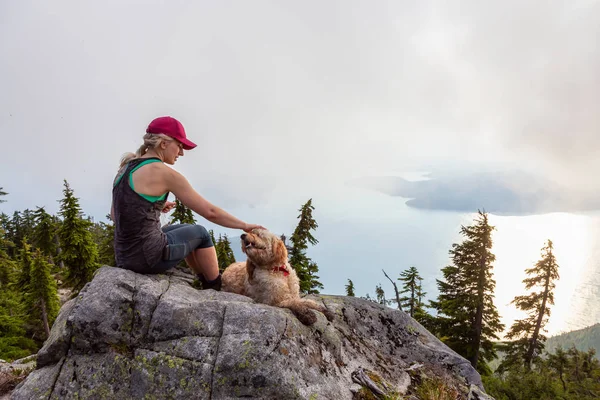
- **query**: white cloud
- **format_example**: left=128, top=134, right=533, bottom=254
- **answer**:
left=1, top=0, right=599, bottom=215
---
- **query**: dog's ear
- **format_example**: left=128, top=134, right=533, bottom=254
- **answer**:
left=273, top=239, right=288, bottom=264
left=246, top=259, right=256, bottom=281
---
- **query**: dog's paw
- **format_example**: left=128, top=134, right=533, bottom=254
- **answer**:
left=295, top=309, right=318, bottom=326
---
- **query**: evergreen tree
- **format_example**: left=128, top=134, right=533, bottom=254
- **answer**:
left=216, top=235, right=236, bottom=272
left=0, top=228, right=17, bottom=288
left=431, top=210, right=504, bottom=374
left=52, top=215, right=65, bottom=269
left=57, top=180, right=99, bottom=292
left=7, top=210, right=36, bottom=255
left=345, top=279, right=355, bottom=297
left=500, top=240, right=560, bottom=371
left=25, top=249, right=60, bottom=339
left=289, top=199, right=323, bottom=294
left=171, top=198, right=196, bottom=225
left=97, top=218, right=116, bottom=266
left=16, top=239, right=33, bottom=291
left=21, top=209, right=36, bottom=243
left=547, top=347, right=569, bottom=392
left=0, top=213, right=10, bottom=234
left=398, top=266, right=427, bottom=318
left=362, top=293, right=377, bottom=303
left=563, top=345, right=599, bottom=397
left=0, top=284, right=37, bottom=361
left=33, top=206, right=57, bottom=263
left=485, top=345, right=600, bottom=400
left=5, top=211, right=24, bottom=257
left=375, top=283, right=387, bottom=305
left=213, top=234, right=224, bottom=269
left=0, top=226, right=37, bottom=361
left=89, top=215, right=116, bottom=266
left=303, top=261, right=323, bottom=294
left=0, top=187, right=7, bottom=203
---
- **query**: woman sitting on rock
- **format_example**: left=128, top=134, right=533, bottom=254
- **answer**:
left=111, top=116, right=264, bottom=290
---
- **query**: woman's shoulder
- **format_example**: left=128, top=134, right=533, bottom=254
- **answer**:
left=140, top=159, right=183, bottom=180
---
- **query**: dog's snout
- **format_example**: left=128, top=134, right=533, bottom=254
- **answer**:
left=241, top=233, right=247, bottom=240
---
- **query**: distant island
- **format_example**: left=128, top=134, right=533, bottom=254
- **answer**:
left=348, top=171, right=600, bottom=215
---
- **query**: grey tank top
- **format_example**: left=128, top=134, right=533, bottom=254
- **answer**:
left=112, top=158, right=169, bottom=272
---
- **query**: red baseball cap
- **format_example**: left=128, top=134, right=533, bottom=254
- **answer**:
left=146, top=116, right=197, bottom=150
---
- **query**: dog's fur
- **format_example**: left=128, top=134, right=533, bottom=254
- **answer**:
left=222, top=229, right=334, bottom=325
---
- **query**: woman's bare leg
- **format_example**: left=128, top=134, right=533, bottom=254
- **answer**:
left=185, top=247, right=219, bottom=281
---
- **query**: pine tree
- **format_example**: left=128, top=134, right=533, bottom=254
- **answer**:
left=33, top=207, right=57, bottom=263
left=0, top=228, right=17, bottom=288
left=0, top=213, right=10, bottom=233
left=0, top=283, right=37, bottom=361
left=0, top=291, right=37, bottom=361
left=7, top=210, right=36, bottom=255
left=547, top=347, right=569, bottom=392
left=0, top=187, right=7, bottom=203
left=5, top=211, right=25, bottom=258
left=345, top=279, right=355, bottom=297
left=52, top=215, right=65, bottom=269
left=57, top=180, right=99, bottom=292
left=0, top=225, right=38, bottom=361
left=289, top=199, right=323, bottom=294
left=304, top=261, right=323, bottom=293
left=398, top=266, right=427, bottom=318
left=16, top=238, right=33, bottom=291
left=485, top=344, right=600, bottom=399
left=375, top=283, right=387, bottom=305
left=501, top=240, right=560, bottom=371
left=89, top=214, right=116, bottom=267
left=21, top=209, right=36, bottom=243
left=562, top=346, right=599, bottom=396
left=25, top=249, right=60, bottom=339
left=98, top=218, right=116, bottom=266
left=362, top=293, right=377, bottom=303
left=431, top=210, right=504, bottom=374
left=216, top=235, right=236, bottom=272
left=213, top=234, right=224, bottom=269
left=171, top=198, right=196, bottom=225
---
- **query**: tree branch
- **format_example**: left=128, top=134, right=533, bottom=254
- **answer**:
left=383, top=269, right=402, bottom=311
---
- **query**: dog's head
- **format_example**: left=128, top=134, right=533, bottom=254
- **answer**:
left=240, top=229, right=288, bottom=267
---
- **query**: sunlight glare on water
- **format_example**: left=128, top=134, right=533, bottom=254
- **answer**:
left=207, top=178, right=600, bottom=338
left=491, top=213, right=596, bottom=336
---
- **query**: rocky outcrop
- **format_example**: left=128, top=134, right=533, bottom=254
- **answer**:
left=0, top=355, right=36, bottom=398
left=12, top=266, right=493, bottom=399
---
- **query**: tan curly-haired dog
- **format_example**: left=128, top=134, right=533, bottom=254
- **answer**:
left=222, top=229, right=334, bottom=326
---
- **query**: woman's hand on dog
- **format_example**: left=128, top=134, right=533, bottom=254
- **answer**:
left=243, top=223, right=266, bottom=233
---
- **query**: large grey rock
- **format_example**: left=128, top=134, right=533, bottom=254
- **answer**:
left=12, top=266, right=494, bottom=399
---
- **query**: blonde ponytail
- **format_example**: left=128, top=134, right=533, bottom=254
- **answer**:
left=118, top=133, right=173, bottom=169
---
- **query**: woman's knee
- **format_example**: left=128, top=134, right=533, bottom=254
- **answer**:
left=191, top=225, right=213, bottom=249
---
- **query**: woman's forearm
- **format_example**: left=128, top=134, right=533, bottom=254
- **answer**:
left=204, top=206, right=247, bottom=230
left=167, top=170, right=249, bottom=230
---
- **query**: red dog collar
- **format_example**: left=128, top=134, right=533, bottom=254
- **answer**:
left=272, top=265, right=290, bottom=276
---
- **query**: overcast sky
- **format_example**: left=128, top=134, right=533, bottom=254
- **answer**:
left=2, top=0, right=599, bottom=217
left=2, top=0, right=600, bottom=336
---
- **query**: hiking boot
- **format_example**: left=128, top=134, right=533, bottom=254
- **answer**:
left=196, top=273, right=222, bottom=291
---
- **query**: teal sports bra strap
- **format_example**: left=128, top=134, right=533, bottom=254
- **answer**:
left=129, top=159, right=167, bottom=202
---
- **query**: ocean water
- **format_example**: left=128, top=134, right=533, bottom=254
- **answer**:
left=205, top=179, right=600, bottom=338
